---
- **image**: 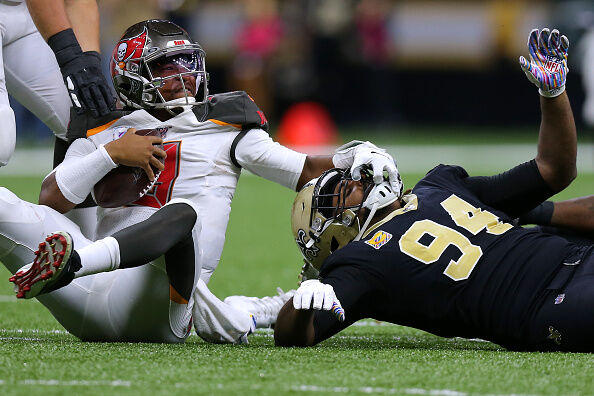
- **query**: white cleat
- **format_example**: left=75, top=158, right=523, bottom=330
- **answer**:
left=224, top=288, right=295, bottom=329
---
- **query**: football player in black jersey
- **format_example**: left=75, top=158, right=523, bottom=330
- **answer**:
left=275, top=29, right=594, bottom=352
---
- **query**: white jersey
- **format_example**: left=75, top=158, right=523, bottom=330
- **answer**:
left=65, top=98, right=306, bottom=280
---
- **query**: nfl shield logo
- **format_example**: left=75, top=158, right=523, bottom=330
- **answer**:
left=365, top=230, right=393, bottom=250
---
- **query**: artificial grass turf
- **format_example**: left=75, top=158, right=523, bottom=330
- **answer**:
left=0, top=169, right=593, bottom=396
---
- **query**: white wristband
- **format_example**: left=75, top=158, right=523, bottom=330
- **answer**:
left=539, top=85, right=566, bottom=98
left=55, top=144, right=117, bottom=204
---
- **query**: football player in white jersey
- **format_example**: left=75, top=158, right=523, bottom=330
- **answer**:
left=4, top=20, right=401, bottom=344
left=1, top=0, right=116, bottom=239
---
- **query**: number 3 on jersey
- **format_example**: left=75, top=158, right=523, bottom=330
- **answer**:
left=399, top=195, right=512, bottom=281
left=133, top=141, right=181, bottom=208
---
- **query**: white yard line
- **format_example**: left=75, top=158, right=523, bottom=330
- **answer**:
left=16, top=379, right=131, bottom=387
left=291, top=385, right=540, bottom=396
left=0, top=328, right=69, bottom=335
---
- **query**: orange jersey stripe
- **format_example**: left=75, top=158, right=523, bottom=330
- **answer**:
left=86, top=119, right=120, bottom=137
left=169, top=284, right=189, bottom=304
left=208, top=118, right=242, bottom=129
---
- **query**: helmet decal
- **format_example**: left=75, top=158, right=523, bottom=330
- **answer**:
left=295, top=229, right=320, bottom=261
left=112, top=28, right=148, bottom=72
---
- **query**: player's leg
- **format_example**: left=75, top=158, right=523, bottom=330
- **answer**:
left=526, top=248, right=594, bottom=352
left=3, top=10, right=69, bottom=141
left=0, top=8, right=16, bottom=166
left=0, top=187, right=104, bottom=338
left=98, top=198, right=203, bottom=342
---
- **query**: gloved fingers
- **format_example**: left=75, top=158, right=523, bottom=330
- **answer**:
left=292, top=291, right=303, bottom=309
left=322, top=287, right=334, bottom=311
left=351, top=166, right=362, bottom=181
left=97, top=84, right=117, bottom=115
left=76, top=79, right=99, bottom=118
left=560, top=34, right=569, bottom=57
left=312, top=289, right=324, bottom=310
left=527, top=29, right=540, bottom=64
left=384, top=164, right=400, bottom=191
left=370, top=160, right=386, bottom=184
left=89, top=84, right=110, bottom=117
left=549, top=29, right=560, bottom=52
left=331, top=299, right=345, bottom=322
left=538, top=28, right=551, bottom=56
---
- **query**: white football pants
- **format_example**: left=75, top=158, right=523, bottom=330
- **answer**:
left=0, top=1, right=70, bottom=166
left=0, top=188, right=193, bottom=342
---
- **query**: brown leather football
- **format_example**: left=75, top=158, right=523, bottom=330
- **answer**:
left=93, top=128, right=166, bottom=208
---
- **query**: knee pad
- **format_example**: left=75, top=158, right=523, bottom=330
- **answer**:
left=165, top=198, right=200, bottom=229
left=0, top=105, right=16, bottom=166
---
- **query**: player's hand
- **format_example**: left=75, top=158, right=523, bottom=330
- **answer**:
left=49, top=29, right=117, bottom=118
left=62, top=51, right=117, bottom=118
left=333, top=141, right=402, bottom=193
left=292, top=279, right=345, bottom=322
left=519, top=28, right=569, bottom=98
left=105, top=128, right=167, bottom=181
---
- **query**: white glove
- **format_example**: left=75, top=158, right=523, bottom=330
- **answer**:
left=332, top=141, right=401, bottom=192
left=292, top=279, right=345, bottom=321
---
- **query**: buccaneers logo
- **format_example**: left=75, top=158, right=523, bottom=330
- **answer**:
left=112, top=28, right=148, bottom=72
left=295, top=229, right=319, bottom=261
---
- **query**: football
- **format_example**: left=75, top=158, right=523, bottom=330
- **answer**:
left=93, top=128, right=166, bottom=208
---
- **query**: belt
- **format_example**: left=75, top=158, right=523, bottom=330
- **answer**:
left=546, top=245, right=593, bottom=291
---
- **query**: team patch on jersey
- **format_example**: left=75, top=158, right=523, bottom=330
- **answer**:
left=365, top=230, right=393, bottom=250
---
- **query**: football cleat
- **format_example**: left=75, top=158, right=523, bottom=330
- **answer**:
left=9, top=232, right=81, bottom=299
left=223, top=288, right=295, bottom=329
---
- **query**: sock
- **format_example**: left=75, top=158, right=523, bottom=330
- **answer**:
left=74, top=236, right=121, bottom=278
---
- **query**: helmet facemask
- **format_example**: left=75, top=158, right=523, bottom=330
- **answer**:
left=143, top=49, right=208, bottom=112
left=292, top=168, right=401, bottom=270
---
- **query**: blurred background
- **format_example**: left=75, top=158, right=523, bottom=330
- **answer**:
left=9, top=0, right=594, bottom=149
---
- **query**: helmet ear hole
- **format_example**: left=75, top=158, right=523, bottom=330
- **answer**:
left=330, top=237, right=339, bottom=253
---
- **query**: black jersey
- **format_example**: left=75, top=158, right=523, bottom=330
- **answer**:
left=315, top=164, right=585, bottom=349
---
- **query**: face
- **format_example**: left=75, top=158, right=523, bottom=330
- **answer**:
left=150, top=55, right=198, bottom=101
left=331, top=179, right=367, bottom=221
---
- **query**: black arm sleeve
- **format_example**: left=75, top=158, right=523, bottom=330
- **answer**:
left=313, top=264, right=382, bottom=344
left=463, top=160, right=555, bottom=218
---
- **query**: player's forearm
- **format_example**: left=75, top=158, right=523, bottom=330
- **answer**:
left=274, top=299, right=316, bottom=347
left=27, top=0, right=99, bottom=52
left=49, top=145, right=116, bottom=208
left=39, top=172, right=76, bottom=213
left=551, top=196, right=594, bottom=234
left=535, top=92, right=577, bottom=192
left=26, top=0, right=70, bottom=40
left=64, top=0, right=100, bottom=52
left=296, top=156, right=335, bottom=191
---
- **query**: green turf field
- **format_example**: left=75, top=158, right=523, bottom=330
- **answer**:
left=0, top=165, right=593, bottom=395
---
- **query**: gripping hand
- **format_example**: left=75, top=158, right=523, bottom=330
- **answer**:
left=519, top=28, right=569, bottom=98
left=48, top=29, right=117, bottom=118
left=333, top=140, right=402, bottom=194
left=292, top=280, right=345, bottom=322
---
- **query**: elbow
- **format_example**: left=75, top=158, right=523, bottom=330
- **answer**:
left=273, top=301, right=316, bottom=347
left=550, top=165, right=577, bottom=193
left=38, top=173, right=75, bottom=213
left=536, top=158, right=577, bottom=194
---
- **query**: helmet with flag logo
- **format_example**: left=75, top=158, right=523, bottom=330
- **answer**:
left=110, top=19, right=208, bottom=111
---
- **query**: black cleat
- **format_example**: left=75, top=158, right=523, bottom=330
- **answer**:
left=9, top=232, right=81, bottom=299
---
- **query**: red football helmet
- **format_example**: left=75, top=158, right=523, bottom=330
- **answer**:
left=110, top=19, right=208, bottom=111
